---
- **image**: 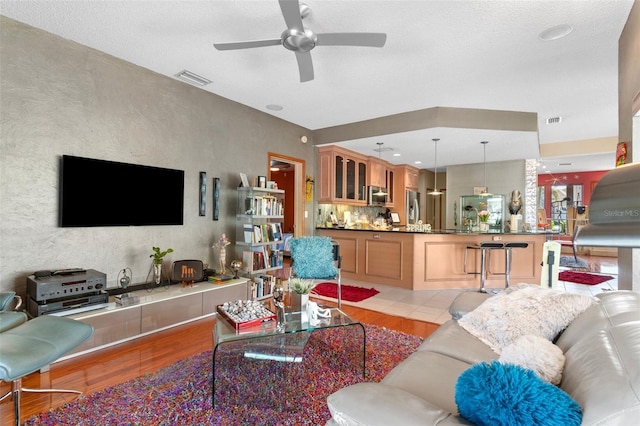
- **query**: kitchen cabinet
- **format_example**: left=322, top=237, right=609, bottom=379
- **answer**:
left=402, top=165, right=420, bottom=189
left=318, top=145, right=367, bottom=205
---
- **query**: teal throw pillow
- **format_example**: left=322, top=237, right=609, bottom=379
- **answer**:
left=455, top=361, right=582, bottom=426
left=289, top=236, right=337, bottom=279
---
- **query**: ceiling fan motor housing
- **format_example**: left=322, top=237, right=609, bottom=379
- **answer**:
left=282, top=28, right=317, bottom=52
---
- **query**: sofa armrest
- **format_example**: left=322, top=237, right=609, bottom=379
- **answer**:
left=449, top=291, right=492, bottom=320
left=326, top=382, right=472, bottom=426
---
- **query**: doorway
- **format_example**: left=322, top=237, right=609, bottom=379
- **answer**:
left=268, top=152, right=305, bottom=237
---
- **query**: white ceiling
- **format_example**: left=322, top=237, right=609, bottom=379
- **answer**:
left=1, top=0, right=633, bottom=174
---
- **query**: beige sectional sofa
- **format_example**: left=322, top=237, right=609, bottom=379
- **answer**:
left=326, top=288, right=640, bottom=425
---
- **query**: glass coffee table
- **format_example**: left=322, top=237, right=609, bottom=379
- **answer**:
left=212, top=307, right=366, bottom=409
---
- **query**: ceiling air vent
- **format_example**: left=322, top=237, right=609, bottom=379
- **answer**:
left=546, top=116, right=562, bottom=124
left=174, top=70, right=212, bottom=87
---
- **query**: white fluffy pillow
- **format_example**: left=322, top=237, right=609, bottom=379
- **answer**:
left=499, top=334, right=565, bottom=385
left=458, top=283, right=596, bottom=353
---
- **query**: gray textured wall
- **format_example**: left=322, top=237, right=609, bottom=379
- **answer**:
left=0, top=16, right=315, bottom=295
left=446, top=159, right=526, bottom=230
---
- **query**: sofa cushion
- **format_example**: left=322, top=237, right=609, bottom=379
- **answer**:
left=555, top=290, right=640, bottom=352
left=499, top=334, right=565, bottom=385
left=560, top=321, right=640, bottom=426
left=418, top=320, right=498, bottom=365
left=456, top=361, right=582, bottom=426
left=382, top=350, right=473, bottom=415
left=458, top=284, right=596, bottom=353
left=327, top=382, right=457, bottom=426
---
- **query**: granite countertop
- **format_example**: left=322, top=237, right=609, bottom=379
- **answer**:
left=316, top=226, right=562, bottom=236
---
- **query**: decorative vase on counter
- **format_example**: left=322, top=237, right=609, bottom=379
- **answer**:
left=480, top=222, right=490, bottom=232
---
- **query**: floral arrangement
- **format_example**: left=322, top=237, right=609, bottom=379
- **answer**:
left=289, top=278, right=316, bottom=295
left=478, top=210, right=491, bottom=223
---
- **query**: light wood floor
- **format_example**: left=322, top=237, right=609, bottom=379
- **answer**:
left=0, top=302, right=439, bottom=425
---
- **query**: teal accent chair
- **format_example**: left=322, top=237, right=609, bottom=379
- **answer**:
left=289, top=236, right=342, bottom=308
left=0, top=315, right=94, bottom=425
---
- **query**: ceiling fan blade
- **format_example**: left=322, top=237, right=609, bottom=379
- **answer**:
left=295, top=51, right=314, bottom=82
left=279, top=0, right=304, bottom=31
left=316, top=33, right=387, bottom=47
left=214, top=38, right=282, bottom=51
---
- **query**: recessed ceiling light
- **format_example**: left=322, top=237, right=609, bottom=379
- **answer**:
left=393, top=153, right=401, bottom=157
left=266, top=104, right=283, bottom=111
left=538, top=24, right=573, bottom=41
left=174, top=70, right=212, bottom=86
left=414, top=161, right=422, bottom=165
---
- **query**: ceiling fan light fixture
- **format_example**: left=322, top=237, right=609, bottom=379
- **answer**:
left=428, top=138, right=442, bottom=195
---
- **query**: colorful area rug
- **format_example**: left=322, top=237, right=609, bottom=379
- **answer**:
left=313, top=282, right=380, bottom=302
left=559, top=255, right=589, bottom=269
left=559, top=271, right=614, bottom=285
left=26, top=325, right=422, bottom=425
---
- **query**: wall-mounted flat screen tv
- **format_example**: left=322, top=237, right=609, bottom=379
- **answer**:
left=59, top=155, right=184, bottom=227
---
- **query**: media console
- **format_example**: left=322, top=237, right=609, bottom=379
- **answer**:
left=58, top=278, right=249, bottom=362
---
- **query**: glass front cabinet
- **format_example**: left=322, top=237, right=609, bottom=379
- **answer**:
left=460, top=194, right=505, bottom=232
left=318, top=146, right=367, bottom=205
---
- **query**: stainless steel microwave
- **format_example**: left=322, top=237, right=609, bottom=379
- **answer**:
left=368, top=186, right=387, bottom=206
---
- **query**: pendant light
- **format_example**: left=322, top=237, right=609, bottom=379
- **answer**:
left=480, top=141, right=492, bottom=197
left=374, top=142, right=387, bottom=196
left=428, top=138, right=443, bottom=195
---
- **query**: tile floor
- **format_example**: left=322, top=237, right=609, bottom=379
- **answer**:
left=313, top=259, right=619, bottom=325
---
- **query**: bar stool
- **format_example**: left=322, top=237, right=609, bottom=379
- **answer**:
left=464, top=242, right=504, bottom=292
left=504, top=242, right=529, bottom=288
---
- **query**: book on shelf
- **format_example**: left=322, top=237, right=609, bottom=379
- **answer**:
left=251, top=274, right=277, bottom=299
left=243, top=194, right=283, bottom=216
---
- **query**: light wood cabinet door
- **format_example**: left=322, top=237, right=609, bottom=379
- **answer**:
left=317, top=145, right=367, bottom=205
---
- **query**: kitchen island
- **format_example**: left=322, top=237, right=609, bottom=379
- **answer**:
left=316, top=228, right=548, bottom=290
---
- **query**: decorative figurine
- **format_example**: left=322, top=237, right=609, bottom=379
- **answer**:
left=509, top=190, right=523, bottom=215
left=272, top=283, right=286, bottom=329
left=213, top=234, right=231, bottom=274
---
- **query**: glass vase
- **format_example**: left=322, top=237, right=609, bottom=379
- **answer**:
left=153, top=263, right=162, bottom=285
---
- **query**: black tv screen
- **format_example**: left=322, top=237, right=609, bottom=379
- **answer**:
left=60, top=155, right=184, bottom=227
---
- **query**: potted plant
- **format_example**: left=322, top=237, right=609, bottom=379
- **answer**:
left=150, top=246, right=173, bottom=284
left=288, top=278, right=315, bottom=315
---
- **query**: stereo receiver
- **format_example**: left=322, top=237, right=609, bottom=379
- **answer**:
left=27, top=268, right=106, bottom=302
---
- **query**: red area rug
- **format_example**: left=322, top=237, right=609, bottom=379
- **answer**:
left=312, top=282, right=380, bottom=302
left=559, top=271, right=614, bottom=285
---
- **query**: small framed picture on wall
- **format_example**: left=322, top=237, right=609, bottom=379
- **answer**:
left=199, top=172, right=207, bottom=216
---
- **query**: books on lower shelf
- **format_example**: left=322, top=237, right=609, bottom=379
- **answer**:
left=242, top=223, right=283, bottom=244
left=242, top=247, right=284, bottom=272
left=250, top=274, right=278, bottom=299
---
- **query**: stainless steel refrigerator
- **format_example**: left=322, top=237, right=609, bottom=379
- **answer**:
left=406, top=190, right=420, bottom=224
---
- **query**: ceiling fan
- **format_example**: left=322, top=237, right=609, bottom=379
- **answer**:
left=213, top=0, right=387, bottom=82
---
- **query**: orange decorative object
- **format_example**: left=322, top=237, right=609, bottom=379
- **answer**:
left=305, top=175, right=314, bottom=202
left=616, top=142, right=627, bottom=167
